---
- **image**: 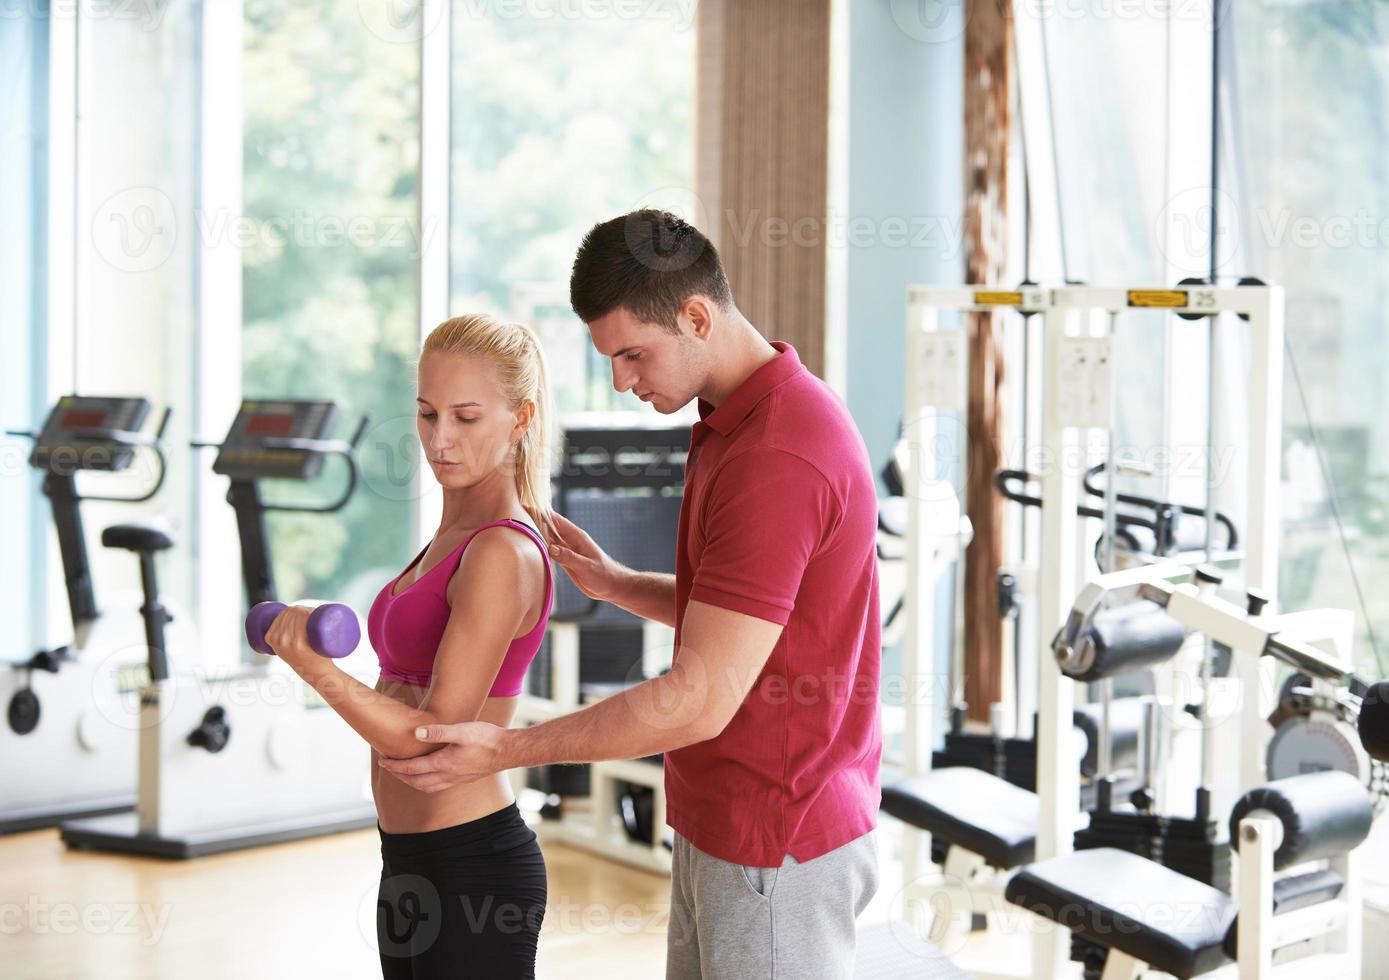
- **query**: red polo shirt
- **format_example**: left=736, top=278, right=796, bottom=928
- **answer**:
left=666, top=342, right=882, bottom=867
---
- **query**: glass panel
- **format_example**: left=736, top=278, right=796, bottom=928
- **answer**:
left=1042, top=14, right=1192, bottom=544
left=75, top=4, right=201, bottom=639
left=1226, top=1, right=1389, bottom=682
left=449, top=4, right=695, bottom=416
left=242, top=0, right=422, bottom=610
left=0, top=12, right=48, bottom=659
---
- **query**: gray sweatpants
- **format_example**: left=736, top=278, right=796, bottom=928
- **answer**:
left=665, top=831, right=879, bottom=979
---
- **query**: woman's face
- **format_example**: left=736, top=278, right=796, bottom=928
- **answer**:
left=416, top=352, right=529, bottom=490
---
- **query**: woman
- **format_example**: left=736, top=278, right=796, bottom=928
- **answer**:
left=263, top=313, right=556, bottom=979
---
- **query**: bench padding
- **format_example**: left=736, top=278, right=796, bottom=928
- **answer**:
left=881, top=767, right=1037, bottom=869
left=1004, top=847, right=1235, bottom=979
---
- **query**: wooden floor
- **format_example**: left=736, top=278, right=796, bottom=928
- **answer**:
left=2, top=824, right=670, bottom=980
left=2, top=813, right=1048, bottom=979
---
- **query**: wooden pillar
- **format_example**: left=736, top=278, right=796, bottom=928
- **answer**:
left=696, top=0, right=831, bottom=378
left=962, top=0, right=1011, bottom=722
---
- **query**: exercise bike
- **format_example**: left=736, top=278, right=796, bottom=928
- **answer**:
left=1, top=396, right=180, bottom=833
left=60, top=398, right=378, bottom=858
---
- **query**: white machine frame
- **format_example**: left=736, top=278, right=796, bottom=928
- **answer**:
left=1032, top=283, right=1285, bottom=976
left=1052, top=562, right=1363, bottom=979
left=0, top=598, right=178, bottom=832
left=60, top=629, right=379, bottom=858
left=898, top=285, right=1056, bottom=979
left=897, top=283, right=1295, bottom=977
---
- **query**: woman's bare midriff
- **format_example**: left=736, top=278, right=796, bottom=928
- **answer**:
left=371, top=678, right=520, bottom=834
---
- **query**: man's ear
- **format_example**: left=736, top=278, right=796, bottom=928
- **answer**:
left=681, top=296, right=716, bottom=341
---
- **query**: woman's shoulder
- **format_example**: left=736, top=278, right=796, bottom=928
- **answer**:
left=447, top=519, right=548, bottom=595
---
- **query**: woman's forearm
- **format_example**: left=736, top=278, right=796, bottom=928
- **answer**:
left=296, top=660, right=442, bottom=759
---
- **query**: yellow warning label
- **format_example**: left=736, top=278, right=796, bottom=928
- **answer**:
left=1127, top=290, right=1189, bottom=308
left=974, top=291, right=1024, bottom=306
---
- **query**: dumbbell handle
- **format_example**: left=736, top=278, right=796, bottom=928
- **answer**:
left=245, top=601, right=360, bottom=659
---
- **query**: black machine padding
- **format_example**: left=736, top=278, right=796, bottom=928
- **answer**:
left=881, top=767, right=1037, bottom=870
left=1359, top=680, right=1389, bottom=762
left=1069, top=599, right=1187, bottom=682
left=1228, top=770, right=1373, bottom=870
left=1072, top=696, right=1146, bottom=777
left=102, top=522, right=176, bottom=553
left=1005, top=847, right=1236, bottom=979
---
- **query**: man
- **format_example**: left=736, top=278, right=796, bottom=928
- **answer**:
left=380, top=209, right=883, bottom=978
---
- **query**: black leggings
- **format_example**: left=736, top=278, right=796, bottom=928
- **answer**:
left=377, top=803, right=547, bottom=979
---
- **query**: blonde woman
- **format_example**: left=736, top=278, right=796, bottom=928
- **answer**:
left=263, top=314, right=555, bottom=979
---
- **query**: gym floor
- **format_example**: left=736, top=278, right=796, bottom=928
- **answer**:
left=1, top=815, right=1022, bottom=979
left=3, top=826, right=670, bottom=979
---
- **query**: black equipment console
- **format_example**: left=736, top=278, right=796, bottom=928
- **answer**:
left=30, top=396, right=152, bottom=474
left=198, top=400, right=367, bottom=611
left=212, top=400, right=339, bottom=481
left=10, top=396, right=170, bottom=627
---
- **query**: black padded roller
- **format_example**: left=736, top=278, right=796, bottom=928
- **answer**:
left=1359, top=680, right=1389, bottom=762
left=1228, top=770, right=1373, bottom=870
left=1064, top=600, right=1187, bottom=682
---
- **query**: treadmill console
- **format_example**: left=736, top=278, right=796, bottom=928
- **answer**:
left=213, top=400, right=340, bottom=481
left=30, top=396, right=152, bottom=473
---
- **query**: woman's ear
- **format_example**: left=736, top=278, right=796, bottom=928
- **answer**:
left=511, top=400, right=536, bottom=444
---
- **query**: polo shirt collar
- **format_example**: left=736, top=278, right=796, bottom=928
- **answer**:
left=697, top=342, right=802, bottom=436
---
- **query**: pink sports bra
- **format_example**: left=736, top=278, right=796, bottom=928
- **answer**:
left=367, top=519, right=553, bottom=696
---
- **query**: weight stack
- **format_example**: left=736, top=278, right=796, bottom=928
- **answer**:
left=932, top=732, right=1005, bottom=778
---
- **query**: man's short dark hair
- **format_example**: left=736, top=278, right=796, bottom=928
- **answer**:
left=569, top=209, right=733, bottom=331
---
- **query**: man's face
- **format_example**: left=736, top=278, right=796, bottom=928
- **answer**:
left=587, top=305, right=707, bottom=414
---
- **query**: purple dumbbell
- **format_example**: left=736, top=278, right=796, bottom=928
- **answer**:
left=245, top=601, right=360, bottom=659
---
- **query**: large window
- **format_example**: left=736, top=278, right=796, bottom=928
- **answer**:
left=72, top=3, right=202, bottom=650
left=448, top=4, right=695, bottom=415
left=0, top=13, right=48, bottom=658
left=1034, top=11, right=1215, bottom=509
left=1226, top=1, right=1389, bottom=682
left=1029, top=3, right=1389, bottom=680
left=242, top=0, right=423, bottom=611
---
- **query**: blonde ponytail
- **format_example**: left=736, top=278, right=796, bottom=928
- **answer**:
left=422, top=314, right=556, bottom=542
